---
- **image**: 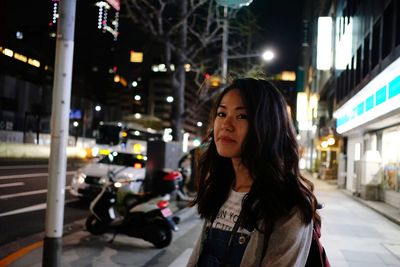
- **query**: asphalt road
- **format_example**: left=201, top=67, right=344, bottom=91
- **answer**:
left=0, top=163, right=89, bottom=246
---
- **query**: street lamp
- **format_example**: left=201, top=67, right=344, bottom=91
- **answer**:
left=227, top=49, right=275, bottom=61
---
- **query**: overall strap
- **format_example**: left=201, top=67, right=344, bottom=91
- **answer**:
left=219, top=208, right=245, bottom=266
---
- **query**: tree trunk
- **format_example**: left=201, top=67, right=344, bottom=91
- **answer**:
left=172, top=0, right=187, bottom=142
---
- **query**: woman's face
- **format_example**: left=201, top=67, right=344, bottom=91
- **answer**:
left=213, top=89, right=249, bottom=159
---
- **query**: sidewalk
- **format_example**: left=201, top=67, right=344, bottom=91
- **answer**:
left=303, top=171, right=400, bottom=267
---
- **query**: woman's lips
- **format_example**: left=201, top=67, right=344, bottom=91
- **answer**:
left=218, top=136, right=235, bottom=143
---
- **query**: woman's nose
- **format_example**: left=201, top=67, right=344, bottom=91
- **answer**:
left=221, top=116, right=234, bottom=131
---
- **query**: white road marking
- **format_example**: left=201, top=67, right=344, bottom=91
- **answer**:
left=0, top=186, right=71, bottom=200
left=0, top=182, right=24, bottom=188
left=167, top=248, right=193, bottom=267
left=0, top=171, right=75, bottom=180
left=0, top=198, right=78, bottom=217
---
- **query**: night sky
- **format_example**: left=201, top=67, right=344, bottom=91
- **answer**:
left=0, top=0, right=305, bottom=78
left=249, top=0, right=305, bottom=73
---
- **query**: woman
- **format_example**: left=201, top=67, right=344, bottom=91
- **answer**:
left=187, top=78, right=320, bottom=267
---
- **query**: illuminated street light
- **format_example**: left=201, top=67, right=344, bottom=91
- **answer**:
left=134, top=95, right=141, bottom=101
left=262, top=50, right=274, bottom=61
left=227, top=49, right=275, bottom=61
left=197, top=121, right=203, bottom=127
left=166, top=96, right=174, bottom=103
left=95, top=105, right=101, bottom=111
left=73, top=121, right=79, bottom=127
left=132, top=81, right=138, bottom=87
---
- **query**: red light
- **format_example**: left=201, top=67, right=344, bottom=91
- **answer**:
left=205, top=73, right=210, bottom=79
left=49, top=22, right=53, bottom=27
left=113, top=66, right=118, bottom=72
left=134, top=163, right=142, bottom=169
left=157, top=200, right=169, bottom=209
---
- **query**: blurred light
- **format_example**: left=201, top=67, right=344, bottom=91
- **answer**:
left=134, top=163, right=142, bottom=169
left=134, top=113, right=141, bottom=119
left=280, top=71, right=296, bottom=81
left=117, top=122, right=122, bottom=127
left=210, top=76, right=221, bottom=87
left=132, top=81, right=138, bottom=87
left=197, top=121, right=203, bottom=127
left=91, top=147, right=99, bottom=157
left=95, top=105, right=101, bottom=111
left=16, top=31, right=23, bottom=39
left=14, top=53, right=27, bottom=62
left=78, top=149, right=87, bottom=159
left=49, top=32, right=57, bottom=38
left=296, top=92, right=308, bottom=131
left=193, top=138, right=201, bottom=147
left=166, top=96, right=174, bottom=103
left=121, top=131, right=128, bottom=137
left=317, top=17, right=333, bottom=70
left=152, top=65, right=159, bottom=72
left=296, top=134, right=301, bottom=141
left=159, top=64, right=167, bottom=72
left=262, top=50, right=274, bottom=61
left=2, top=48, right=13, bottom=57
left=99, top=121, right=104, bottom=125
left=335, top=17, right=353, bottom=70
left=134, top=95, right=141, bottom=101
left=183, top=132, right=190, bottom=153
left=134, top=131, right=140, bottom=136
left=133, top=144, right=142, bottom=153
left=327, top=137, right=335, bottom=145
left=73, top=121, right=79, bottom=127
left=299, top=158, right=306, bottom=169
left=114, top=74, right=120, bottom=83
left=27, top=58, right=40, bottom=68
left=321, top=141, right=328, bottom=148
left=184, top=64, right=191, bottom=72
left=130, top=50, right=143, bottom=63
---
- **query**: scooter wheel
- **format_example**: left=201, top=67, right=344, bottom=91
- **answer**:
left=86, top=215, right=107, bottom=235
left=150, top=217, right=172, bottom=248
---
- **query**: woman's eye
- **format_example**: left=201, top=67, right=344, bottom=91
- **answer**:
left=237, top=114, right=248, bottom=119
left=216, top=111, right=225, bottom=117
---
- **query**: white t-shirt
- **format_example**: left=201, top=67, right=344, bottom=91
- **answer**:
left=212, top=189, right=247, bottom=233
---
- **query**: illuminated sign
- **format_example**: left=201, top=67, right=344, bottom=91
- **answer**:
left=317, top=17, right=332, bottom=70
left=130, top=51, right=143, bottom=63
left=334, top=56, right=400, bottom=134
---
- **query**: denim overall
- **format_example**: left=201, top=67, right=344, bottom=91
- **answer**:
left=197, top=227, right=250, bottom=267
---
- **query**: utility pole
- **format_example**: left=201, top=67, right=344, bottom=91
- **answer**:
left=42, top=0, right=77, bottom=266
left=221, top=6, right=228, bottom=85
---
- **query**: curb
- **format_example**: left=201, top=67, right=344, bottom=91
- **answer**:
left=340, top=189, right=400, bottom=226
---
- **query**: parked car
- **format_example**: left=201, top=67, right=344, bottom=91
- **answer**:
left=70, top=151, right=147, bottom=200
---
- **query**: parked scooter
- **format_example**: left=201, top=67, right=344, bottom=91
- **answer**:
left=85, top=168, right=182, bottom=248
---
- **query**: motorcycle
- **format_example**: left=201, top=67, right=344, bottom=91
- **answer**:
left=85, top=168, right=182, bottom=248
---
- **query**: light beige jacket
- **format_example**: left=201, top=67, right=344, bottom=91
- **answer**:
left=186, top=207, right=313, bottom=267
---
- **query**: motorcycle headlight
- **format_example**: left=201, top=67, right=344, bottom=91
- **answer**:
left=99, top=177, right=107, bottom=184
left=76, top=172, right=86, bottom=184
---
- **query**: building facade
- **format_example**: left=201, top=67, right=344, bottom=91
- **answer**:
left=303, top=0, right=400, bottom=208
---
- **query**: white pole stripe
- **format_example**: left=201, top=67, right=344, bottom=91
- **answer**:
left=0, top=182, right=24, bottom=188
left=0, top=186, right=71, bottom=199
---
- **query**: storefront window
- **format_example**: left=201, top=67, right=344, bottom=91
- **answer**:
left=382, top=127, right=400, bottom=192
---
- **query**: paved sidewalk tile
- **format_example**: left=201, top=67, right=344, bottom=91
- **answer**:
left=303, top=171, right=400, bottom=267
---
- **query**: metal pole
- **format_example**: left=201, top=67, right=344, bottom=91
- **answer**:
left=42, top=0, right=77, bottom=266
left=221, top=5, right=228, bottom=84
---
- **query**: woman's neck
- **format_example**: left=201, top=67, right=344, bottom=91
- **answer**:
left=231, top=158, right=253, bottom=192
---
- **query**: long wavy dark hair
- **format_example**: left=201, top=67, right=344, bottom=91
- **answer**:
left=190, top=78, right=320, bottom=229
